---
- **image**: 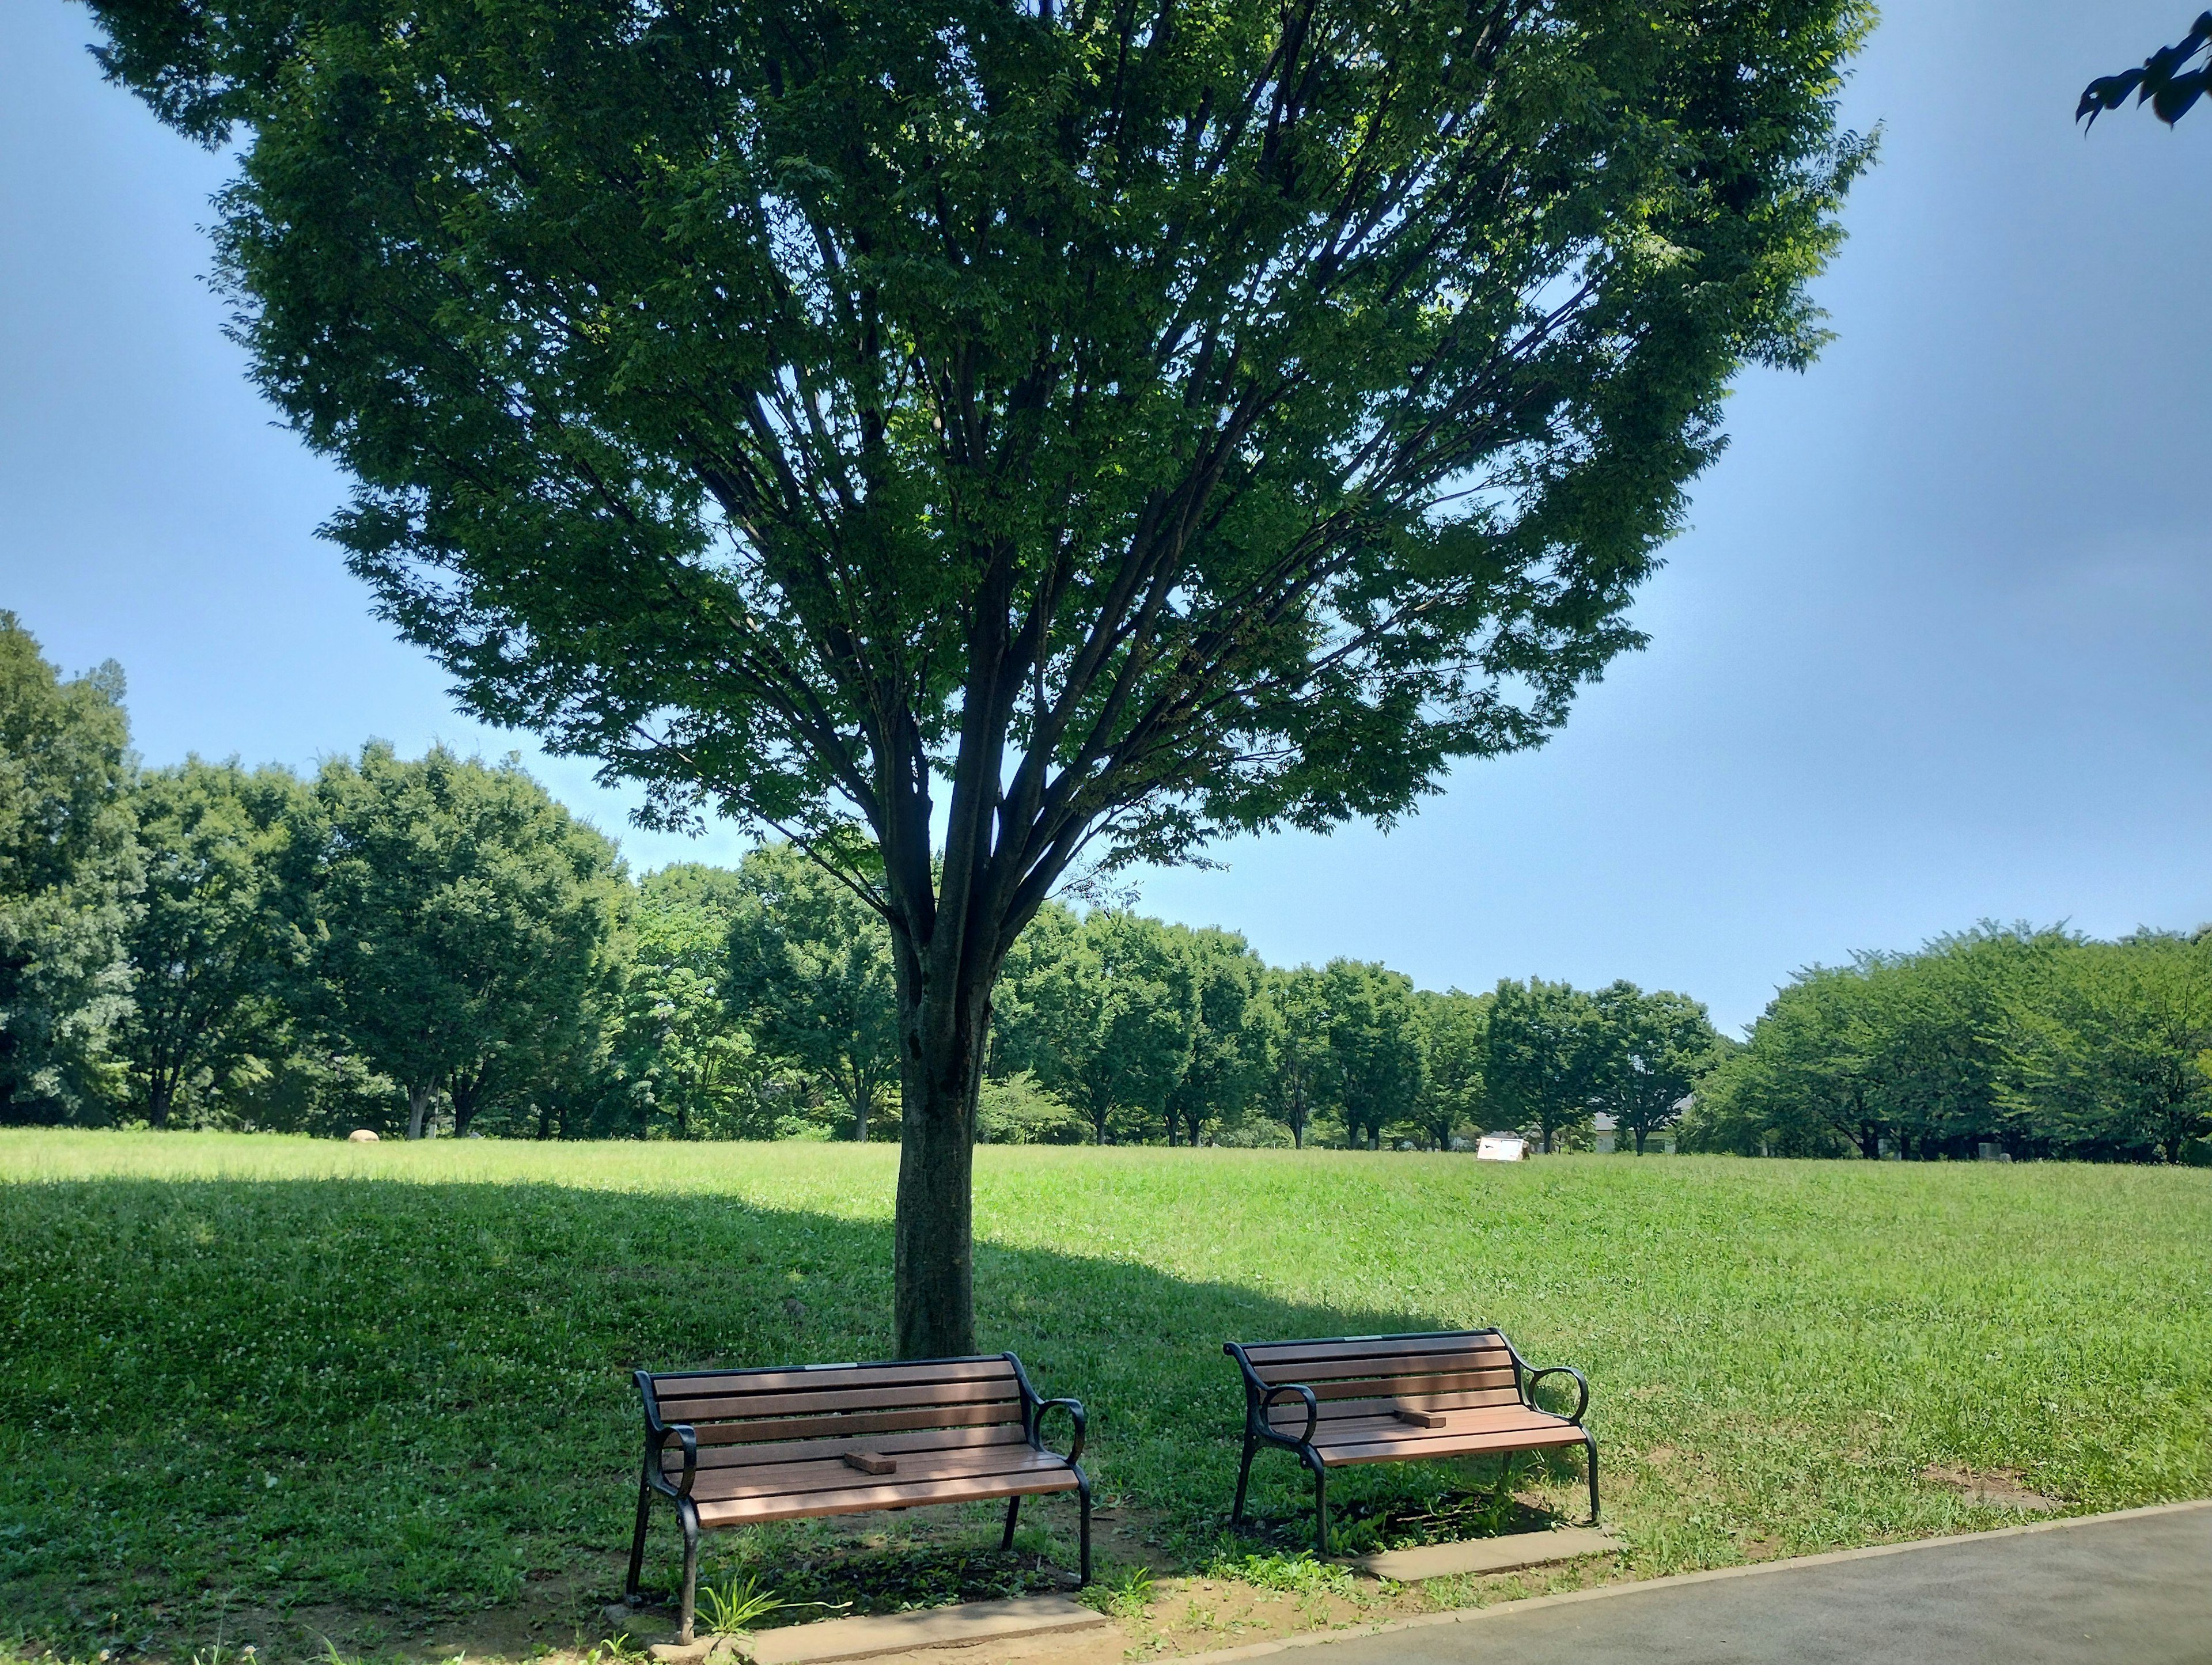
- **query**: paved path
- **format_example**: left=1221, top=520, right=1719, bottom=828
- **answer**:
left=1270, top=1503, right=2212, bottom=1665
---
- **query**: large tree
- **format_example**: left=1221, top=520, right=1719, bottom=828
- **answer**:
left=1589, top=980, right=1717, bottom=1154
left=726, top=842, right=902, bottom=1141
left=84, top=0, right=1872, bottom=1353
left=0, top=616, right=141, bottom=1122
left=297, top=744, right=627, bottom=1137
left=119, top=757, right=306, bottom=1127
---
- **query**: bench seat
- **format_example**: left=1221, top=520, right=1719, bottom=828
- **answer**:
left=627, top=1353, right=1088, bottom=1640
left=1228, top=1328, right=1596, bottom=1552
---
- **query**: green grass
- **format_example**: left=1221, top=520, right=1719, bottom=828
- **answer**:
left=2, top=1132, right=2208, bottom=1659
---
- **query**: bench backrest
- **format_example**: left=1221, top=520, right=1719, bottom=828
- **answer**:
left=1229, top=1329, right=1525, bottom=1417
left=639, top=1353, right=1034, bottom=1451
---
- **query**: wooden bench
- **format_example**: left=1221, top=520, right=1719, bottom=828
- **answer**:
left=624, top=1352, right=1089, bottom=1641
left=1224, top=1328, right=1596, bottom=1553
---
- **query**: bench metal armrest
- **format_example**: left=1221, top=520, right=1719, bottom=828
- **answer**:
left=1259, top=1382, right=1320, bottom=1448
left=647, top=1422, right=698, bottom=1499
left=1032, top=1397, right=1086, bottom=1467
left=1524, top=1365, right=1589, bottom=1424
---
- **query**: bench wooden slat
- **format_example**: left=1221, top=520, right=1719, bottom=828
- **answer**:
left=652, top=1358, right=1017, bottom=1404
left=1315, top=1419, right=1588, bottom=1466
left=1240, top=1332, right=1502, bottom=1365
left=649, top=1378, right=1023, bottom=1423
left=1249, top=1349, right=1514, bottom=1386
left=1269, top=1390, right=1527, bottom=1428
left=1278, top=1367, right=1520, bottom=1402
left=694, top=1463, right=1079, bottom=1527
left=687, top=1443, right=1070, bottom=1505
left=676, top=1423, right=1029, bottom=1474
left=690, top=1399, right=1022, bottom=1446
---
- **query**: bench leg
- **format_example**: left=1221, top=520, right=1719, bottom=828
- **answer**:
left=1078, top=1476, right=1093, bottom=1586
left=676, top=1497, right=700, bottom=1645
left=624, top=1473, right=651, bottom=1606
left=1584, top=1433, right=1600, bottom=1526
left=1305, top=1452, right=1330, bottom=1557
left=1229, top=1431, right=1257, bottom=1529
left=1001, top=1496, right=1021, bottom=1552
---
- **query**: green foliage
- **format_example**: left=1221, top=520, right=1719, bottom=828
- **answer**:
left=1589, top=983, right=1721, bottom=1155
left=294, top=744, right=629, bottom=1138
left=725, top=845, right=900, bottom=1143
left=1411, top=989, right=1488, bottom=1150
left=118, top=758, right=308, bottom=1128
left=1685, top=926, right=2212, bottom=1163
left=1203, top=1550, right=1357, bottom=1598
left=975, top=1071, right=1089, bottom=1146
left=1315, top=959, right=1427, bottom=1150
left=2080, top=12, right=2212, bottom=127
left=2, top=1135, right=2206, bottom=1660
left=608, top=866, right=768, bottom=1141
left=0, top=615, right=139, bottom=1122
left=1485, top=978, right=1604, bottom=1152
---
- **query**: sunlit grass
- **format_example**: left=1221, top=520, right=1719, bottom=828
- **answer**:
left=2, top=1131, right=2206, bottom=1659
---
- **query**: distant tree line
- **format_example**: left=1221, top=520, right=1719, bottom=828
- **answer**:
left=6, top=616, right=2206, bottom=1160
left=1684, top=927, right=2212, bottom=1165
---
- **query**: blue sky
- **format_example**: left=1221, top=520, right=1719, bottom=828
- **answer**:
left=4, top=2, right=2208, bottom=1034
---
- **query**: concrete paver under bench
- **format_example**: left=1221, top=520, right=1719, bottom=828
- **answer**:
left=1350, top=1527, right=1619, bottom=1583
left=716, top=1594, right=1108, bottom=1665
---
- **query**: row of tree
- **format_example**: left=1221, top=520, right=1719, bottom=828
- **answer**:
left=10, top=617, right=2207, bottom=1160
left=3, top=616, right=1726, bottom=1150
left=1683, top=926, right=2212, bottom=1165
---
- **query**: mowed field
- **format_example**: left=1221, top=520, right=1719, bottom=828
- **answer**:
left=1, top=1133, right=2207, bottom=1661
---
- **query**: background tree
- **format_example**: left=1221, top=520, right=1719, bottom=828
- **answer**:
left=726, top=843, right=901, bottom=1142
left=1412, top=988, right=1488, bottom=1150
left=0, top=615, right=139, bottom=1123
left=298, top=744, right=626, bottom=1138
left=1590, top=981, right=1719, bottom=1155
left=608, top=865, right=764, bottom=1139
left=85, top=0, right=1872, bottom=1355
left=1485, top=977, right=1603, bottom=1152
left=1067, top=912, right=1198, bottom=1145
left=2001, top=934, right=2212, bottom=1164
left=1318, top=959, right=1425, bottom=1150
left=1263, top=968, right=1331, bottom=1150
left=119, top=758, right=305, bottom=1127
left=1161, top=928, right=1267, bottom=1146
left=2080, top=12, right=2212, bottom=127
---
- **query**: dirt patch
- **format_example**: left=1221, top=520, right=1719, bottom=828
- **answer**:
left=1921, top=1465, right=2063, bottom=1512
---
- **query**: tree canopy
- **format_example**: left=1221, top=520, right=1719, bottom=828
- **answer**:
left=0, top=615, right=139, bottom=1121
left=2080, top=12, right=2212, bottom=127
left=83, top=0, right=1872, bottom=1351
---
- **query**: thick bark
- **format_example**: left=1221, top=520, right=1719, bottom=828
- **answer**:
left=147, top=1075, right=174, bottom=1131
left=407, top=1082, right=434, bottom=1140
left=892, top=974, right=988, bottom=1359
left=854, top=1091, right=869, bottom=1144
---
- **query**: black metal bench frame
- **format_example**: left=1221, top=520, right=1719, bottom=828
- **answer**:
left=626, top=1352, right=1089, bottom=1642
left=1225, top=1328, right=1596, bottom=1554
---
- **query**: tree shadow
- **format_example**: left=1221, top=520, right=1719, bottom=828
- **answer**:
left=0, top=1175, right=1589, bottom=1659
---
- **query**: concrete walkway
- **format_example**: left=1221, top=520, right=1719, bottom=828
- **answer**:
left=1207, top=1501, right=2212, bottom=1665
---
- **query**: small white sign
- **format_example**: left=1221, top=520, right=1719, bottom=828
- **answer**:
left=1474, top=1135, right=1527, bottom=1162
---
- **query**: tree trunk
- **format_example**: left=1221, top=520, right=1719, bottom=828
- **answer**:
left=147, top=1074, right=173, bottom=1131
left=407, top=1082, right=434, bottom=1140
left=893, top=988, right=985, bottom=1360
left=854, top=1091, right=869, bottom=1144
left=1633, top=1127, right=1647, bottom=1155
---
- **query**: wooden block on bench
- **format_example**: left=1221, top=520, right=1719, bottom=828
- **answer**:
left=842, top=1450, right=897, bottom=1475
left=1392, top=1404, right=1447, bottom=1428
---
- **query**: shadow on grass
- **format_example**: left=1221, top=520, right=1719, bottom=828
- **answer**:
left=0, top=1177, right=1585, bottom=1660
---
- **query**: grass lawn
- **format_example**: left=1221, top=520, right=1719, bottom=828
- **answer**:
left=2, top=1133, right=2207, bottom=1662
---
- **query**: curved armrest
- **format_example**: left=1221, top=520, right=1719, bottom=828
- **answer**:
left=1260, top=1382, right=1320, bottom=1447
left=1033, top=1397, right=1086, bottom=1467
left=651, top=1422, right=699, bottom=1499
left=1525, top=1366, right=1589, bottom=1424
